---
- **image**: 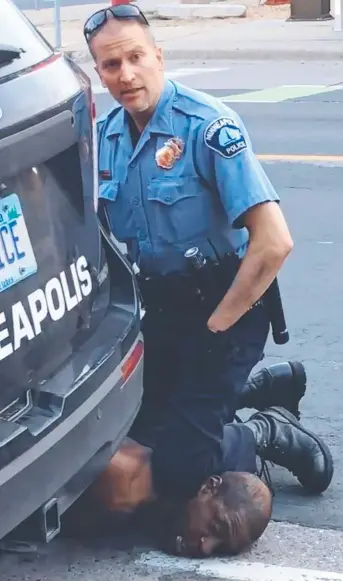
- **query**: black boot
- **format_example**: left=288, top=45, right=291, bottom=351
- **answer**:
left=245, top=406, right=333, bottom=494
left=238, top=361, right=306, bottom=420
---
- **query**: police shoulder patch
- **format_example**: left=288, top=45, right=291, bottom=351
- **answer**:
left=204, top=117, right=247, bottom=159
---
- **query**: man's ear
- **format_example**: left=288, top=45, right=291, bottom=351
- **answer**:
left=200, top=475, right=222, bottom=495
left=156, top=46, right=164, bottom=70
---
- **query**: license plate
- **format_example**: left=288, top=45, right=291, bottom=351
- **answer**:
left=0, top=193, right=38, bottom=293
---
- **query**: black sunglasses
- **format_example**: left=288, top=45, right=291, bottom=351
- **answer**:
left=83, top=4, right=150, bottom=42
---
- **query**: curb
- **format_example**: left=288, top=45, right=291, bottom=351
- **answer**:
left=159, top=47, right=343, bottom=60
left=66, top=47, right=343, bottom=63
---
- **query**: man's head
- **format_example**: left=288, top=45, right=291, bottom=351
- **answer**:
left=170, top=472, right=272, bottom=558
left=84, top=5, right=164, bottom=126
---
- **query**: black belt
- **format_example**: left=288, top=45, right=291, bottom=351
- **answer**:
left=137, top=271, right=202, bottom=312
left=136, top=253, right=241, bottom=313
left=136, top=257, right=289, bottom=345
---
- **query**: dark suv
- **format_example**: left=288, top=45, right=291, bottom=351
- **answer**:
left=0, top=0, right=143, bottom=542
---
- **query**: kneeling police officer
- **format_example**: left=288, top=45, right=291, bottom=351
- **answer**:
left=83, top=2, right=334, bottom=526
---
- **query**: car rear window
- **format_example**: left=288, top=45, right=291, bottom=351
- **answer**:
left=0, top=0, right=53, bottom=79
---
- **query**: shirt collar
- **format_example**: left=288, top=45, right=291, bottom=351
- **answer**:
left=105, top=79, right=176, bottom=138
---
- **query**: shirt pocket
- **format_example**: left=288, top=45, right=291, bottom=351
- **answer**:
left=98, top=180, right=134, bottom=241
left=147, top=176, right=209, bottom=244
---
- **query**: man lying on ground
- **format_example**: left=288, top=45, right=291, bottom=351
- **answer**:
left=90, top=370, right=333, bottom=557
left=92, top=438, right=272, bottom=557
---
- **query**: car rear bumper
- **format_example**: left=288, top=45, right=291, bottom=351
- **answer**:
left=0, top=335, right=143, bottom=541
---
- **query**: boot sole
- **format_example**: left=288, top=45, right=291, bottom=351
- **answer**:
left=265, top=406, right=334, bottom=494
left=288, top=361, right=307, bottom=420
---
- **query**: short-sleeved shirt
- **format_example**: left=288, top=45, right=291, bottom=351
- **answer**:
left=97, top=79, right=279, bottom=275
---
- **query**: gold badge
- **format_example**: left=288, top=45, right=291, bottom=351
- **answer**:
left=155, top=137, right=184, bottom=169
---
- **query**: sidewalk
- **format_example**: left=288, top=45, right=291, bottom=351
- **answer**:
left=23, top=2, right=343, bottom=62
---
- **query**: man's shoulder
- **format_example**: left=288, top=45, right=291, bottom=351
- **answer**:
left=172, top=81, right=238, bottom=124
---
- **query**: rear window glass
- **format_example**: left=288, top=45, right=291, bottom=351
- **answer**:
left=0, top=0, right=53, bottom=79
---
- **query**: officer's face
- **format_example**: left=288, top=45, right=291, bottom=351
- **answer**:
left=91, top=19, right=164, bottom=121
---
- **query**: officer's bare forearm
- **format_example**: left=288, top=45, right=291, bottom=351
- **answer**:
left=219, top=241, right=290, bottom=322
left=208, top=202, right=293, bottom=331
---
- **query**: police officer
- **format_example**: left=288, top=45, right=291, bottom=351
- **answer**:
left=83, top=5, right=333, bottom=499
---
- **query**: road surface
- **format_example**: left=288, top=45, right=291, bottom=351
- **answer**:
left=1, top=60, right=343, bottom=580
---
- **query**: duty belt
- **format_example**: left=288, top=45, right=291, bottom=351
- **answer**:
left=136, top=253, right=242, bottom=313
left=136, top=253, right=289, bottom=345
left=137, top=271, right=203, bottom=312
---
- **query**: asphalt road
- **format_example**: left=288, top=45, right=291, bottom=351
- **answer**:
left=1, top=62, right=343, bottom=579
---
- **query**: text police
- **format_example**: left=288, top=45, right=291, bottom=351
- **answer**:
left=0, top=256, right=92, bottom=362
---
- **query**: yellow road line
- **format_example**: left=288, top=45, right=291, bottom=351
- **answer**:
left=256, top=154, right=343, bottom=163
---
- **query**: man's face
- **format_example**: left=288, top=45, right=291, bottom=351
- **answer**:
left=91, top=19, right=164, bottom=118
left=174, top=476, right=224, bottom=557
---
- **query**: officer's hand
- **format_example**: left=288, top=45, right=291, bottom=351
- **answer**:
left=207, top=307, right=233, bottom=333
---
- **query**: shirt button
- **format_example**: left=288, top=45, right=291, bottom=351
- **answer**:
left=129, top=161, right=136, bottom=168
left=132, top=197, right=139, bottom=205
left=165, top=196, right=172, bottom=202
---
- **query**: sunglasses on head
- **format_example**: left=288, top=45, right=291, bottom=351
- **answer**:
left=83, top=4, right=150, bottom=43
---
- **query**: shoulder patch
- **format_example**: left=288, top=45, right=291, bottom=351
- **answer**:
left=204, top=117, right=247, bottom=159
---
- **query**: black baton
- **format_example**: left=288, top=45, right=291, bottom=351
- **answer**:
left=263, top=278, right=289, bottom=345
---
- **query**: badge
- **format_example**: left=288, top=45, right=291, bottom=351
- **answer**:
left=155, top=137, right=184, bottom=170
left=204, top=117, right=247, bottom=159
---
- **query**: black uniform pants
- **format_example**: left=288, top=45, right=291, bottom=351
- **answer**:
left=129, top=302, right=270, bottom=499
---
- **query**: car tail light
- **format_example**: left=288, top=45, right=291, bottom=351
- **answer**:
left=25, top=53, right=62, bottom=74
left=121, top=340, right=144, bottom=382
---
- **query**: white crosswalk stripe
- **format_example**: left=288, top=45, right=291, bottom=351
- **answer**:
left=166, top=67, right=224, bottom=79
left=135, top=551, right=343, bottom=581
left=222, top=84, right=343, bottom=103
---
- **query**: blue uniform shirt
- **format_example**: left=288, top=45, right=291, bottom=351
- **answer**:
left=97, top=79, right=279, bottom=275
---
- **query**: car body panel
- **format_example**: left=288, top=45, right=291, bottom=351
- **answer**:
left=0, top=0, right=143, bottom=541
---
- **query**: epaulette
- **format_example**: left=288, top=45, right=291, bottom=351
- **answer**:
left=171, top=81, right=230, bottom=121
